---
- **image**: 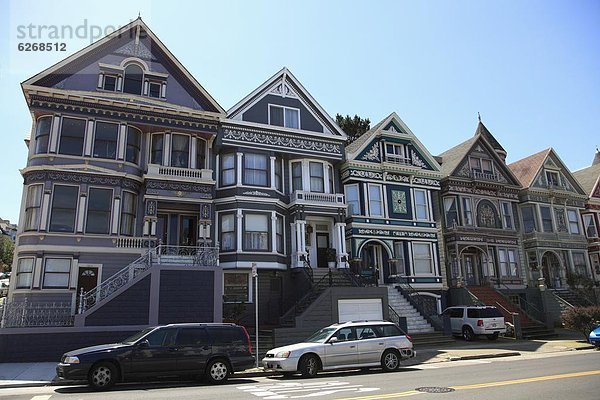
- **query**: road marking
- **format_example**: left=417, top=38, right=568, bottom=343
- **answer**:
left=237, top=380, right=380, bottom=399
left=30, top=396, right=52, bottom=400
left=333, top=369, right=600, bottom=400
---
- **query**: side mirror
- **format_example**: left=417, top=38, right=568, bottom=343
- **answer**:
left=137, top=339, right=149, bottom=348
left=328, top=337, right=339, bottom=344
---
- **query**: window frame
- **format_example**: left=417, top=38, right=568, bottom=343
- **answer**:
left=16, top=257, right=35, bottom=289
left=243, top=153, right=269, bottom=187
left=309, top=162, right=325, bottom=193
left=521, top=205, right=537, bottom=233
left=92, top=120, right=119, bottom=160
left=545, top=170, right=560, bottom=187
left=462, top=197, right=473, bottom=226
left=367, top=183, right=383, bottom=217
left=24, top=184, right=43, bottom=231
left=120, top=191, right=137, bottom=236
left=123, top=63, right=144, bottom=95
left=566, top=209, right=581, bottom=235
left=102, top=74, right=117, bottom=91
left=345, top=184, right=361, bottom=216
left=291, top=161, right=303, bottom=192
left=58, top=116, right=87, bottom=157
left=276, top=214, right=284, bottom=253
left=583, top=214, right=598, bottom=238
left=220, top=213, right=236, bottom=252
left=384, top=143, right=408, bottom=164
left=539, top=205, right=554, bottom=233
left=498, top=248, right=518, bottom=277
left=413, top=189, right=430, bottom=221
left=196, top=138, right=207, bottom=170
left=150, top=133, right=164, bottom=165
left=170, top=133, right=191, bottom=168
left=268, top=104, right=301, bottom=129
left=243, top=212, right=270, bottom=252
left=85, top=187, right=113, bottom=235
left=572, top=251, right=589, bottom=277
left=412, top=242, right=434, bottom=275
left=34, top=116, right=52, bottom=154
left=443, top=196, right=458, bottom=227
left=274, top=159, right=283, bottom=192
left=220, top=153, right=236, bottom=187
left=500, top=201, right=513, bottom=230
left=42, top=257, right=72, bottom=289
left=148, top=81, right=162, bottom=98
left=49, top=184, right=79, bottom=233
left=125, top=126, right=142, bottom=165
left=223, top=272, right=252, bottom=303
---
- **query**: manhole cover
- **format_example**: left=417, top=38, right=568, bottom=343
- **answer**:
left=415, top=387, right=455, bottom=393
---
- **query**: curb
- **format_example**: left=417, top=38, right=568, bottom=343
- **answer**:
left=0, top=381, right=53, bottom=389
left=448, top=352, right=521, bottom=361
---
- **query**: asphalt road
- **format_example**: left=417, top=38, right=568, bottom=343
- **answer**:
left=1, top=350, right=599, bottom=400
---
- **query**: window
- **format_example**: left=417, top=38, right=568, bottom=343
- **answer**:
left=24, top=184, right=42, bottom=231
left=85, top=188, right=112, bottom=234
left=462, top=197, right=473, bottom=225
left=583, top=214, right=598, bottom=238
left=224, top=272, right=250, bottom=302
left=522, top=206, right=537, bottom=233
left=221, top=154, right=235, bottom=186
left=309, top=162, right=324, bottom=192
left=275, top=159, right=283, bottom=192
left=49, top=185, right=78, bottom=232
left=394, top=242, right=406, bottom=276
left=328, top=165, right=334, bottom=193
left=123, top=64, right=143, bottom=95
left=196, top=139, right=206, bottom=169
left=540, top=206, right=554, bottom=232
left=244, top=213, right=269, bottom=251
left=43, top=258, right=71, bottom=288
left=150, top=134, right=164, bottom=165
left=498, top=248, right=518, bottom=277
left=269, top=105, right=300, bottom=129
left=93, top=121, right=118, bottom=159
left=276, top=214, right=284, bottom=253
left=368, top=184, right=383, bottom=217
left=357, top=326, right=378, bottom=340
left=572, top=252, right=588, bottom=277
left=16, top=258, right=34, bottom=289
left=501, top=202, right=513, bottom=229
left=125, top=127, right=141, bottom=165
left=103, top=75, right=117, bottom=91
left=385, top=143, right=407, bottom=164
left=469, top=157, right=481, bottom=172
left=243, top=153, right=268, bottom=186
left=567, top=209, right=580, bottom=234
left=35, top=117, right=52, bottom=154
left=148, top=82, right=161, bottom=98
left=345, top=184, right=360, bottom=216
left=58, top=117, right=86, bottom=156
left=292, top=162, right=302, bottom=191
left=120, top=191, right=137, bottom=236
left=414, top=189, right=429, bottom=220
left=444, top=197, right=458, bottom=226
left=481, top=159, right=493, bottom=173
left=221, top=214, right=235, bottom=251
left=413, top=243, right=434, bottom=274
left=171, top=134, right=190, bottom=168
left=546, top=170, right=560, bottom=187
left=177, top=328, right=209, bottom=346
left=375, top=324, right=402, bottom=337
left=146, top=328, right=177, bottom=347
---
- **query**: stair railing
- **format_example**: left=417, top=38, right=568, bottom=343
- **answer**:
left=548, top=290, right=575, bottom=309
left=494, top=281, right=544, bottom=323
left=278, top=272, right=331, bottom=326
left=387, top=305, right=408, bottom=335
left=396, top=279, right=443, bottom=330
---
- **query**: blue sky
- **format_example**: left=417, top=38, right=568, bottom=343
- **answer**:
left=1, top=0, right=599, bottom=223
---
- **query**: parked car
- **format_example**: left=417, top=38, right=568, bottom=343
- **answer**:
left=56, top=323, right=254, bottom=390
left=443, top=305, right=506, bottom=341
left=588, top=324, right=600, bottom=347
left=262, top=320, right=415, bottom=378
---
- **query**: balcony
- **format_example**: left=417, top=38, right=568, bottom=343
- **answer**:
left=145, top=164, right=214, bottom=183
left=291, top=191, right=345, bottom=206
left=471, top=171, right=502, bottom=182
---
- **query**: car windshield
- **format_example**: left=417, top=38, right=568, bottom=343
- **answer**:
left=121, top=327, right=155, bottom=344
left=305, top=327, right=337, bottom=343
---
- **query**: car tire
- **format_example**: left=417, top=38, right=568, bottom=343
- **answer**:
left=205, top=358, right=230, bottom=384
left=298, top=354, right=319, bottom=378
left=462, top=326, right=475, bottom=341
left=487, top=332, right=499, bottom=340
left=88, top=361, right=117, bottom=390
left=381, top=349, right=400, bottom=372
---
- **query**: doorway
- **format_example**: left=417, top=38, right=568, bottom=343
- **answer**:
left=316, top=233, right=329, bottom=268
left=76, top=266, right=98, bottom=308
left=360, top=243, right=384, bottom=285
left=542, top=252, right=562, bottom=288
left=156, top=213, right=198, bottom=246
left=462, top=250, right=484, bottom=286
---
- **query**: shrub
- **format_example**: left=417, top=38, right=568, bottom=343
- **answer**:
left=562, top=306, right=600, bottom=340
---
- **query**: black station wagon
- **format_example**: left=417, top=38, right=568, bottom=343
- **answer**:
left=56, top=323, right=255, bottom=389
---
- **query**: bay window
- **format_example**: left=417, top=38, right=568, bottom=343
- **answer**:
left=276, top=214, right=284, bottom=253
left=196, top=139, right=206, bottom=169
left=243, top=153, right=268, bottom=186
left=368, top=184, right=383, bottom=217
left=125, top=126, right=141, bottom=165
left=275, top=159, right=283, bottom=192
left=444, top=197, right=458, bottom=226
left=35, top=117, right=52, bottom=154
left=583, top=214, right=598, bottom=238
left=221, top=154, right=235, bottom=186
left=58, top=117, right=86, bottom=156
left=540, top=206, right=554, bottom=232
left=292, top=162, right=302, bottom=191
left=220, top=214, right=235, bottom=251
left=522, top=205, right=537, bottom=233
left=500, top=201, right=513, bottom=229
left=42, top=258, right=71, bottom=288
left=309, top=162, right=324, bottom=192
left=24, top=184, right=42, bottom=231
left=93, top=121, right=118, bottom=159
left=171, top=134, right=190, bottom=168
left=150, top=134, right=164, bottom=165
left=85, top=188, right=112, bottom=234
left=462, top=197, right=473, bottom=225
left=49, top=185, right=78, bottom=233
left=244, top=213, right=269, bottom=251
left=16, top=258, right=34, bottom=289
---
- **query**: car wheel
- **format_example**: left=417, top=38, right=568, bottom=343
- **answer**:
left=299, top=354, right=319, bottom=378
left=462, top=326, right=475, bottom=341
left=88, top=361, right=117, bottom=390
left=205, top=358, right=230, bottom=384
left=381, top=349, right=400, bottom=372
left=487, top=332, right=499, bottom=340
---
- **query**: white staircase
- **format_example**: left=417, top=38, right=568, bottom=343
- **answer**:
left=386, top=285, right=434, bottom=334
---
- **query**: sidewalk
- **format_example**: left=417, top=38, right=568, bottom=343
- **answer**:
left=0, top=330, right=595, bottom=388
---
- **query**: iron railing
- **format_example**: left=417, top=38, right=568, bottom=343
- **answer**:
left=387, top=305, right=408, bottom=335
left=279, top=271, right=332, bottom=325
left=1, top=299, right=74, bottom=328
left=154, top=245, right=219, bottom=267
left=495, top=281, right=545, bottom=323
left=396, top=278, right=443, bottom=330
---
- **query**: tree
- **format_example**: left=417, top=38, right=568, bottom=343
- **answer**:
left=0, top=236, right=14, bottom=273
left=562, top=306, right=600, bottom=341
left=335, top=114, right=371, bottom=144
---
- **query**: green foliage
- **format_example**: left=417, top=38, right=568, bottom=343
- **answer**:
left=566, top=273, right=595, bottom=290
left=335, top=114, right=370, bottom=144
left=0, top=236, right=14, bottom=273
left=562, top=306, right=600, bottom=340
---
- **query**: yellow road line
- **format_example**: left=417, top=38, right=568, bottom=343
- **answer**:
left=335, top=370, right=600, bottom=400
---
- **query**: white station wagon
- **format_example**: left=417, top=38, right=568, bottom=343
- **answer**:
left=262, top=320, right=415, bottom=377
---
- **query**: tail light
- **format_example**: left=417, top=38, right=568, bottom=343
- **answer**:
left=477, top=320, right=484, bottom=327
left=406, top=335, right=413, bottom=343
left=241, top=326, right=253, bottom=354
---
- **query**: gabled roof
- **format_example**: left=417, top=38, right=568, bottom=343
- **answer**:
left=508, top=148, right=586, bottom=194
left=346, top=112, right=441, bottom=172
left=573, top=162, right=600, bottom=196
left=226, top=67, right=346, bottom=139
left=22, top=18, right=225, bottom=114
left=437, top=136, right=479, bottom=176
left=475, top=121, right=506, bottom=156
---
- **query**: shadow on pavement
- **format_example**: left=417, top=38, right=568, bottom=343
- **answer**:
left=53, top=378, right=258, bottom=393
left=266, top=367, right=422, bottom=381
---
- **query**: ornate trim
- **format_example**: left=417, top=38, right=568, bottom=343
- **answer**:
left=24, top=170, right=140, bottom=190
left=410, top=149, right=427, bottom=168
left=360, top=142, right=380, bottom=162
left=145, top=179, right=213, bottom=196
left=270, top=81, right=298, bottom=98
left=223, top=128, right=342, bottom=155
left=242, top=190, right=270, bottom=197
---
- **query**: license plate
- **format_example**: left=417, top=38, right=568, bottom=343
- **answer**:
left=491, top=323, right=496, bottom=327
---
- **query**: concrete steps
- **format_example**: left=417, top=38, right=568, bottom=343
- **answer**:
left=387, top=286, right=434, bottom=334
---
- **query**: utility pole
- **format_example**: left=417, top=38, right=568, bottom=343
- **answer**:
left=252, top=262, right=259, bottom=368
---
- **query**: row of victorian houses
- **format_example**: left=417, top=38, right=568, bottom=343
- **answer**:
left=2, top=18, right=599, bottom=360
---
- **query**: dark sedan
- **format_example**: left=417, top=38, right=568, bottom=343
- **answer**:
left=56, top=323, right=255, bottom=390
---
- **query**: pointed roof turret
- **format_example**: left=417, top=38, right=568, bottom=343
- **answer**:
left=474, top=115, right=506, bottom=161
left=593, top=147, right=600, bottom=166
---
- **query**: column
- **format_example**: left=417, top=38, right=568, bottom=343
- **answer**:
left=163, top=132, right=171, bottom=166
left=111, top=197, right=121, bottom=235
left=48, top=115, right=61, bottom=153
left=97, top=73, right=104, bottom=88
left=236, top=152, right=243, bottom=186
left=236, top=210, right=243, bottom=252
left=190, top=137, right=197, bottom=169
left=270, top=156, right=276, bottom=190
left=84, top=120, right=95, bottom=157
left=76, top=193, right=87, bottom=233
left=39, top=190, right=52, bottom=232
left=116, top=76, right=123, bottom=91
left=117, top=124, right=127, bottom=161
left=270, top=212, right=277, bottom=253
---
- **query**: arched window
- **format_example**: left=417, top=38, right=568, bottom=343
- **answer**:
left=476, top=200, right=501, bottom=229
left=123, top=64, right=143, bottom=95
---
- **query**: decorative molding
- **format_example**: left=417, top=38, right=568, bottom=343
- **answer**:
left=360, top=142, right=380, bottom=162
left=223, top=128, right=341, bottom=155
left=145, top=180, right=213, bottom=197
left=391, top=190, right=407, bottom=214
left=410, top=149, right=427, bottom=168
left=269, top=81, right=298, bottom=98
left=354, top=228, right=437, bottom=239
left=24, top=170, right=140, bottom=190
left=413, top=177, right=441, bottom=187
left=447, top=184, right=519, bottom=200
left=115, top=42, right=154, bottom=60
left=349, top=169, right=383, bottom=180
left=242, top=190, right=270, bottom=197
left=386, top=173, right=410, bottom=183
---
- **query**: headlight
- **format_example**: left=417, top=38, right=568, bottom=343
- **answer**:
left=275, top=351, right=291, bottom=358
left=64, top=356, right=80, bottom=364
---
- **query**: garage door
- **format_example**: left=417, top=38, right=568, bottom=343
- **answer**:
left=338, top=299, right=383, bottom=323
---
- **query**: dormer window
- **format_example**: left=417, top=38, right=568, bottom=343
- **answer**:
left=103, top=75, right=117, bottom=91
left=148, top=82, right=161, bottom=98
left=546, top=170, right=560, bottom=187
left=123, top=64, right=144, bottom=95
left=269, top=105, right=300, bottom=129
left=385, top=143, right=409, bottom=164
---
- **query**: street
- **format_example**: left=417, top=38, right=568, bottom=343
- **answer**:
left=1, top=350, right=598, bottom=400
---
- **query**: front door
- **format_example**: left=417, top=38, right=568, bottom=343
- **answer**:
left=542, top=253, right=561, bottom=288
left=324, top=327, right=359, bottom=367
left=179, top=215, right=197, bottom=246
left=76, top=266, right=98, bottom=309
left=156, top=214, right=169, bottom=245
left=464, top=254, right=476, bottom=285
left=316, top=233, right=329, bottom=268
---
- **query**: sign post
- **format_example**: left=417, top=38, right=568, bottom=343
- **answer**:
left=252, top=262, right=258, bottom=368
